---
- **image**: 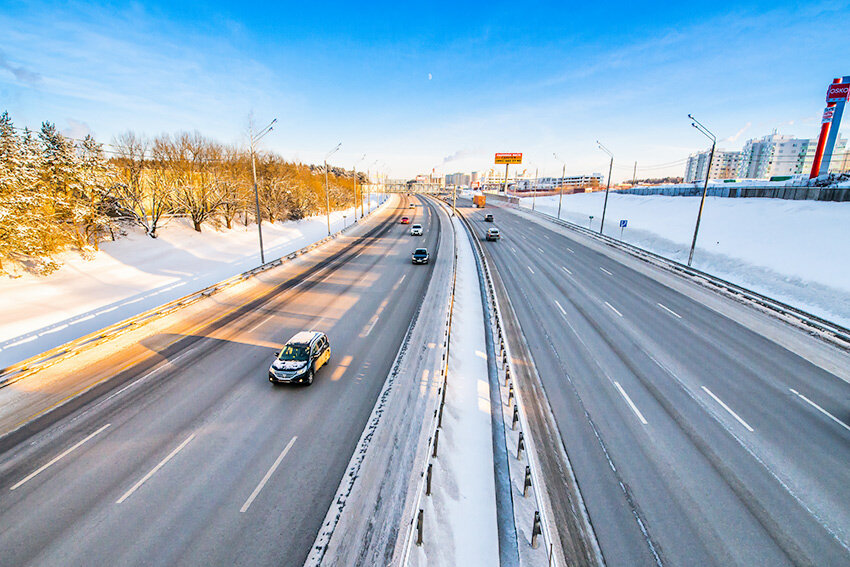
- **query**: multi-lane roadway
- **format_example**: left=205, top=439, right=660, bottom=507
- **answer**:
left=0, top=195, right=446, bottom=566
left=459, top=197, right=850, bottom=566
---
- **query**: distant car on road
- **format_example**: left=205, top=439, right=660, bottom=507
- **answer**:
left=486, top=228, right=501, bottom=241
left=401, top=216, right=410, bottom=224
left=269, top=331, right=330, bottom=386
left=410, top=224, right=423, bottom=236
left=484, top=213, right=494, bottom=222
left=412, top=248, right=430, bottom=264
left=409, top=203, right=416, bottom=208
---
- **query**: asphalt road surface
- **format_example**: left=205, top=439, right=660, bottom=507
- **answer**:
left=0, top=195, right=444, bottom=567
left=459, top=198, right=850, bottom=567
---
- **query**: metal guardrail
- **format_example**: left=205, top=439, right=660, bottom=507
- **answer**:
left=0, top=201, right=390, bottom=389
left=511, top=204, right=850, bottom=350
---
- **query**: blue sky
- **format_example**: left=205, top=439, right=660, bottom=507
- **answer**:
left=1, top=0, right=849, bottom=180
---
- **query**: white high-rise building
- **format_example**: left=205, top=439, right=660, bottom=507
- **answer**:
left=737, top=133, right=811, bottom=179
left=684, top=150, right=741, bottom=182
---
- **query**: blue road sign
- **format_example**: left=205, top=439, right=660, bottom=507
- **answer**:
left=619, top=220, right=628, bottom=228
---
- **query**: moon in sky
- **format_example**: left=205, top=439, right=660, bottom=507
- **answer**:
left=428, top=73, right=432, bottom=80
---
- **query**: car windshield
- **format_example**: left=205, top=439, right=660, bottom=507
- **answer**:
left=412, top=225, right=421, bottom=229
left=278, top=345, right=309, bottom=361
left=414, top=249, right=427, bottom=254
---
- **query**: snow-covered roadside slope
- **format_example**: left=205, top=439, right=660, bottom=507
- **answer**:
left=0, top=196, right=389, bottom=368
left=518, top=192, right=850, bottom=329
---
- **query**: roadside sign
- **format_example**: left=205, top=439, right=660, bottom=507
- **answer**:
left=495, top=153, right=522, bottom=164
left=823, top=108, right=836, bottom=124
left=827, top=83, right=850, bottom=103
left=619, top=220, right=628, bottom=228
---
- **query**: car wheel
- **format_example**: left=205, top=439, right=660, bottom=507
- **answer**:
left=306, top=367, right=314, bottom=385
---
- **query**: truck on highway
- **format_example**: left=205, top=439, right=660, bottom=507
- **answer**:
left=473, top=194, right=486, bottom=208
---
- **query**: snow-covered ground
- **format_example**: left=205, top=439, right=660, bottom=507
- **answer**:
left=0, top=196, right=389, bottom=369
left=412, top=215, right=499, bottom=567
left=518, top=192, right=850, bottom=328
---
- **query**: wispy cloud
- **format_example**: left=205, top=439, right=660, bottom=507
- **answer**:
left=0, top=49, right=41, bottom=83
left=726, top=122, right=752, bottom=142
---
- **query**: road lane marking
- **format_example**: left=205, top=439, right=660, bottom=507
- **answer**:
left=657, top=303, right=682, bottom=319
left=566, top=247, right=575, bottom=254
left=537, top=247, right=545, bottom=254
left=561, top=266, right=572, bottom=275
left=554, top=300, right=566, bottom=316
left=241, top=436, right=297, bottom=513
left=702, top=386, right=754, bottom=432
left=331, top=355, right=354, bottom=381
left=600, top=267, right=613, bottom=276
left=527, top=266, right=535, bottom=275
left=614, top=382, right=648, bottom=425
left=790, top=389, right=850, bottom=433
left=116, top=433, right=196, bottom=503
left=604, top=301, right=623, bottom=317
left=11, top=424, right=111, bottom=490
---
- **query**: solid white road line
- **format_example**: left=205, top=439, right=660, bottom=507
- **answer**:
left=790, top=389, right=850, bottom=433
left=554, top=300, right=567, bottom=316
left=600, top=267, right=613, bottom=276
left=562, top=266, right=572, bottom=275
left=657, top=302, right=682, bottom=319
left=116, top=433, right=196, bottom=503
left=702, top=386, right=754, bottom=432
left=527, top=266, right=535, bottom=275
left=11, top=424, right=111, bottom=490
left=241, top=436, right=298, bottom=513
left=605, top=301, right=623, bottom=317
left=614, top=382, right=648, bottom=425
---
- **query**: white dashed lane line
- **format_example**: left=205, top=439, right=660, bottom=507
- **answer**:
left=604, top=301, right=623, bottom=317
left=116, top=432, right=196, bottom=504
left=554, top=300, right=567, bottom=315
left=702, top=386, right=754, bottom=432
left=527, top=266, right=535, bottom=275
left=241, top=436, right=298, bottom=513
left=562, top=266, right=572, bottom=275
left=614, top=382, right=648, bottom=425
left=790, top=389, right=850, bottom=433
left=657, top=303, right=682, bottom=319
left=600, top=267, right=613, bottom=276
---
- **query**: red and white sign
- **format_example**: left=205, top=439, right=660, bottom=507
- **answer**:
left=495, top=152, right=522, bottom=164
left=822, top=108, right=835, bottom=124
left=826, top=83, right=850, bottom=102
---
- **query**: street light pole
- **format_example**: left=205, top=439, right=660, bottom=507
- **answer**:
left=597, top=141, right=614, bottom=235
left=687, top=114, right=716, bottom=267
left=249, top=118, right=277, bottom=265
left=553, top=153, right=566, bottom=219
left=354, top=154, right=366, bottom=222
left=532, top=166, right=538, bottom=212
left=324, top=142, right=342, bottom=236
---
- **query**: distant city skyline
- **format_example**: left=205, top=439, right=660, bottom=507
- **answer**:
left=1, top=0, right=849, bottom=181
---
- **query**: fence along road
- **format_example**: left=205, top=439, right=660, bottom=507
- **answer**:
left=0, top=194, right=444, bottom=567
left=458, top=197, right=850, bottom=566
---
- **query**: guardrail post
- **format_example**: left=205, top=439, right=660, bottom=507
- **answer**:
left=432, top=429, right=440, bottom=458
left=531, top=511, right=542, bottom=548
left=523, top=465, right=532, bottom=497
left=508, top=384, right=514, bottom=407
left=416, top=509, right=424, bottom=546
left=505, top=367, right=511, bottom=386
left=512, top=404, right=519, bottom=430
left=426, top=463, right=433, bottom=496
left=517, top=431, right=525, bottom=460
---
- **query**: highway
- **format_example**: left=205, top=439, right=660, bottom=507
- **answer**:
left=0, top=194, right=447, bottom=566
left=458, top=197, right=850, bottom=566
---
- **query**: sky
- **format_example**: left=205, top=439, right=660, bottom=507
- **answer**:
left=1, top=0, right=849, bottom=181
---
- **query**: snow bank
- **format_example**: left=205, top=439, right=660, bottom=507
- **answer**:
left=0, top=196, right=388, bottom=368
left=518, top=193, right=850, bottom=328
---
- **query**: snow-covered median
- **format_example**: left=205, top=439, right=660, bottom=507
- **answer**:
left=0, top=196, right=389, bottom=369
left=410, top=214, right=499, bottom=567
left=519, top=192, right=850, bottom=328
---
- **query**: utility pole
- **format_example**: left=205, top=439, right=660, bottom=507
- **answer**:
left=324, top=143, right=342, bottom=236
left=553, top=153, right=566, bottom=219
left=687, top=114, right=716, bottom=267
left=503, top=162, right=510, bottom=194
left=597, top=141, right=614, bottom=235
left=249, top=118, right=277, bottom=265
left=532, top=166, right=538, bottom=212
left=632, top=161, right=637, bottom=186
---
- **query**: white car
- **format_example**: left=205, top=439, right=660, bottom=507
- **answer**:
left=410, top=224, right=423, bottom=236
